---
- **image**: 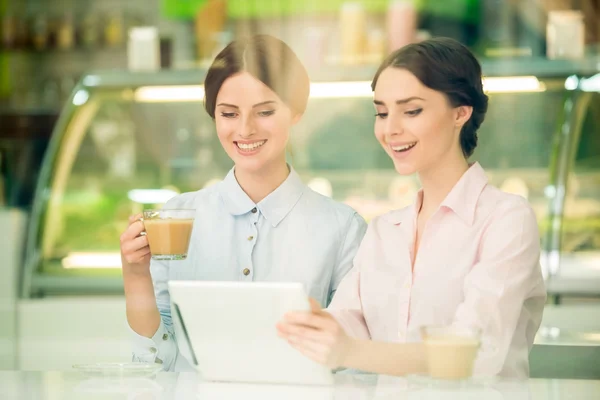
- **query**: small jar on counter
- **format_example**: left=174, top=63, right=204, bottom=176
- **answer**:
left=56, top=12, right=75, bottom=50
left=546, top=10, right=585, bottom=59
left=104, top=12, right=124, bottom=48
left=387, top=0, right=417, bottom=52
left=365, top=29, right=386, bottom=64
left=80, top=12, right=100, bottom=49
left=1, top=14, right=17, bottom=49
left=128, top=26, right=160, bottom=71
left=31, top=13, right=49, bottom=50
left=339, top=2, right=366, bottom=65
left=303, top=27, right=327, bottom=68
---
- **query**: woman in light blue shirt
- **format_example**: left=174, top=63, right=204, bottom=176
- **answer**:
left=119, top=34, right=367, bottom=371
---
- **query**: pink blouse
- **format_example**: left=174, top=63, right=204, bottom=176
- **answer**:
left=329, top=162, right=546, bottom=378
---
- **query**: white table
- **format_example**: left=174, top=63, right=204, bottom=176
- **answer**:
left=0, top=371, right=599, bottom=400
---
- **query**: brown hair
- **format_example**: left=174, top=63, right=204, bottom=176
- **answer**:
left=372, top=37, right=488, bottom=158
left=204, top=34, right=310, bottom=119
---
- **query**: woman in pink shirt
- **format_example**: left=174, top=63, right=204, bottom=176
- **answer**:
left=277, top=37, right=546, bottom=378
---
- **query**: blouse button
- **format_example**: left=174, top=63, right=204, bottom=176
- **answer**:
left=243, top=268, right=251, bottom=276
left=251, top=207, right=257, bottom=214
left=247, top=236, right=254, bottom=241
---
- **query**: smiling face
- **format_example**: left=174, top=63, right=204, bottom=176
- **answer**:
left=215, top=72, right=300, bottom=174
left=373, top=67, right=468, bottom=176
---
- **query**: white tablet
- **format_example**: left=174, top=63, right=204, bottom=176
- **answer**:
left=168, top=281, right=334, bottom=385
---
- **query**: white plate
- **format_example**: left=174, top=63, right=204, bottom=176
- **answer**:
left=72, top=362, right=164, bottom=378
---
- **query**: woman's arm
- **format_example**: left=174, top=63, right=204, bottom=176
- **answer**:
left=123, top=268, right=161, bottom=338
left=121, top=214, right=161, bottom=337
left=343, top=339, right=427, bottom=376
left=121, top=214, right=179, bottom=370
left=277, top=299, right=427, bottom=376
left=125, top=257, right=181, bottom=370
left=451, top=199, right=546, bottom=376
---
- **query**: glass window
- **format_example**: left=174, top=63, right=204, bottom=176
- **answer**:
left=560, top=93, right=600, bottom=275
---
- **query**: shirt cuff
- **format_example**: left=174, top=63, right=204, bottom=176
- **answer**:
left=129, top=319, right=174, bottom=367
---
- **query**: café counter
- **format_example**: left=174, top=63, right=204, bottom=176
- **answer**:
left=1, top=371, right=599, bottom=400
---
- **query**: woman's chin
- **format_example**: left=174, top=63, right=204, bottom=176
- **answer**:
left=392, top=160, right=418, bottom=176
left=233, top=158, right=267, bottom=173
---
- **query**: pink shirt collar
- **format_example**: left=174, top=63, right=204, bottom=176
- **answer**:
left=382, top=162, right=488, bottom=227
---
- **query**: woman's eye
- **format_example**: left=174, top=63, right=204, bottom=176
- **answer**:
left=374, top=113, right=388, bottom=119
left=220, top=112, right=237, bottom=118
left=405, top=108, right=422, bottom=116
left=258, top=110, right=276, bottom=117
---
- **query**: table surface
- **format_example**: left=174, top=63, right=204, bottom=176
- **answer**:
left=1, top=371, right=599, bottom=400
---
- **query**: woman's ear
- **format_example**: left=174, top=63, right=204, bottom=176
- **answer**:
left=455, top=105, right=473, bottom=129
left=291, top=113, right=303, bottom=126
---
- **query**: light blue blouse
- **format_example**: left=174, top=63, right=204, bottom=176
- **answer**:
left=130, top=167, right=367, bottom=371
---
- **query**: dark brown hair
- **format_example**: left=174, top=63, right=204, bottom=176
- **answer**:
left=204, top=34, right=310, bottom=119
left=372, top=37, right=488, bottom=158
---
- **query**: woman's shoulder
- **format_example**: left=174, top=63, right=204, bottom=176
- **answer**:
left=478, top=183, right=537, bottom=226
left=163, top=184, right=221, bottom=210
left=299, top=187, right=365, bottom=226
left=301, top=187, right=357, bottom=214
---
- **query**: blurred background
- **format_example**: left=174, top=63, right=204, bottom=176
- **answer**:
left=0, top=0, right=599, bottom=378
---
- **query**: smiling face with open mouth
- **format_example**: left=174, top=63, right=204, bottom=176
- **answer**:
left=214, top=72, right=299, bottom=175
left=373, top=67, right=465, bottom=176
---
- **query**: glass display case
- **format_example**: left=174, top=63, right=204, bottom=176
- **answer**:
left=19, top=57, right=600, bottom=299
